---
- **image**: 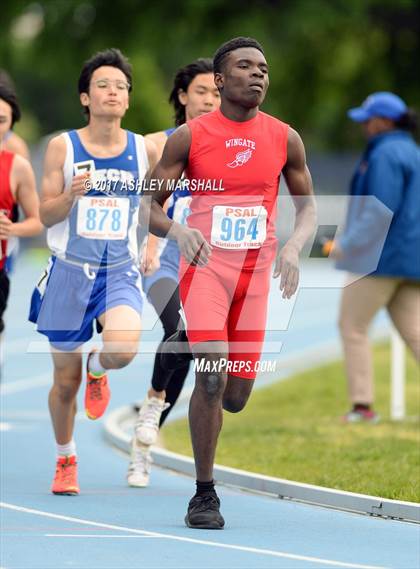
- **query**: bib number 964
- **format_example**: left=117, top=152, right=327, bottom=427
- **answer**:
left=211, top=205, right=267, bottom=249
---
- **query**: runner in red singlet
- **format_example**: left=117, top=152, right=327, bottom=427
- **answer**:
left=0, top=82, right=42, bottom=342
left=0, top=70, right=30, bottom=159
left=144, top=37, right=316, bottom=529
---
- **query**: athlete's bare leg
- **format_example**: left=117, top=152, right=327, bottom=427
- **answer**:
left=222, top=375, right=254, bottom=413
left=189, top=344, right=256, bottom=480
left=49, top=348, right=83, bottom=444
left=147, top=386, right=166, bottom=399
left=97, top=305, right=141, bottom=369
left=189, top=341, right=228, bottom=481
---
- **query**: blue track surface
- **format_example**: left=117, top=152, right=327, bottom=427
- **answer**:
left=1, top=251, right=419, bottom=569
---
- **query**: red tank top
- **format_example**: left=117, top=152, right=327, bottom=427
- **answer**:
left=0, top=150, right=16, bottom=269
left=185, top=109, right=288, bottom=271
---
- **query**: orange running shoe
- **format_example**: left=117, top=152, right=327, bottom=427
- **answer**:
left=85, top=351, right=110, bottom=420
left=51, top=455, right=79, bottom=495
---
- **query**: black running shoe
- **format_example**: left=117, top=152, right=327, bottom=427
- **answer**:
left=185, top=492, right=225, bottom=529
left=160, top=329, right=193, bottom=371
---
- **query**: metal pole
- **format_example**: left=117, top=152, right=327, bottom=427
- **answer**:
left=390, top=326, right=406, bottom=420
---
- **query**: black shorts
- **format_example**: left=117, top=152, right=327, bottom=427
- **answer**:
left=0, top=269, right=10, bottom=333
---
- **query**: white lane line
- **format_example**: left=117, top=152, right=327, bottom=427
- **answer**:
left=46, top=534, right=161, bottom=538
left=0, top=374, right=51, bottom=396
left=1, top=502, right=386, bottom=569
left=1, top=411, right=51, bottom=420
left=2, top=411, right=88, bottom=421
left=24, top=340, right=283, bottom=354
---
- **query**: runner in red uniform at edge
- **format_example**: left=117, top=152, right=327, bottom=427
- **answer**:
left=0, top=83, right=42, bottom=347
left=144, top=37, right=316, bottom=529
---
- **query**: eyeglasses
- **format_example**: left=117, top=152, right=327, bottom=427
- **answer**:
left=93, top=79, right=131, bottom=91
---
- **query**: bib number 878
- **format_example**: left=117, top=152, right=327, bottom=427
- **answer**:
left=220, top=217, right=258, bottom=242
left=86, top=208, right=122, bottom=232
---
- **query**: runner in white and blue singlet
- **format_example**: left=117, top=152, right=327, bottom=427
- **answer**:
left=127, top=58, right=220, bottom=488
left=28, top=49, right=157, bottom=496
left=29, top=127, right=148, bottom=344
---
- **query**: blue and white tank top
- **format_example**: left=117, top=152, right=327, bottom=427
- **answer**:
left=165, top=127, right=191, bottom=223
left=157, top=128, right=191, bottom=263
left=47, top=130, right=148, bottom=267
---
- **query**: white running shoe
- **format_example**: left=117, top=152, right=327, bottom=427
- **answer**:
left=135, top=396, right=170, bottom=446
left=127, top=439, right=152, bottom=487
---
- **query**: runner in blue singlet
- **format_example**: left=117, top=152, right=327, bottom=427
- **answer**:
left=28, top=49, right=157, bottom=496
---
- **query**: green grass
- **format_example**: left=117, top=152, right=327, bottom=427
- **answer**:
left=163, top=343, right=420, bottom=502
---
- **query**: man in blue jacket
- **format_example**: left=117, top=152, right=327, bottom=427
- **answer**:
left=329, top=92, right=420, bottom=422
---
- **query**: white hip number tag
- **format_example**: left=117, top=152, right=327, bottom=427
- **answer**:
left=77, top=196, right=129, bottom=240
left=211, top=205, right=267, bottom=249
left=172, top=196, right=192, bottom=225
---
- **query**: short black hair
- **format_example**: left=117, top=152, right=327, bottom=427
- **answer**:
left=396, top=108, right=418, bottom=133
left=78, top=48, right=132, bottom=118
left=0, top=81, right=21, bottom=128
left=213, top=37, right=265, bottom=74
left=0, top=69, right=16, bottom=90
left=168, top=58, right=214, bottom=127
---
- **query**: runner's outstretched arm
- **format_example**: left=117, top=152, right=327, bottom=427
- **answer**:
left=0, top=155, right=42, bottom=238
left=274, top=128, right=317, bottom=298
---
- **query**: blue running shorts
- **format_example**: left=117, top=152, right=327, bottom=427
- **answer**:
left=29, top=256, right=143, bottom=351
